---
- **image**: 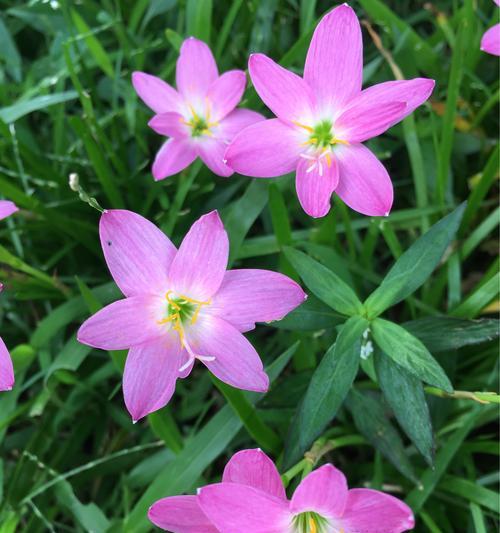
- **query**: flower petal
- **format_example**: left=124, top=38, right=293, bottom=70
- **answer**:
left=148, top=495, right=217, bottom=533
left=169, top=211, right=228, bottom=301
left=224, top=119, right=302, bottom=177
left=295, top=152, right=340, bottom=218
left=148, top=112, right=190, bottom=138
left=197, top=138, right=234, bottom=177
left=123, top=335, right=183, bottom=421
left=198, top=483, right=290, bottom=533
left=335, top=144, right=394, bottom=217
left=207, top=70, right=247, bottom=121
left=337, top=78, right=435, bottom=142
left=132, top=71, right=183, bottom=114
left=222, top=449, right=287, bottom=500
left=187, top=314, right=269, bottom=392
left=0, top=336, right=14, bottom=392
left=341, top=489, right=415, bottom=533
left=215, top=108, right=265, bottom=141
left=100, top=210, right=176, bottom=297
left=176, top=37, right=218, bottom=100
left=481, top=23, right=500, bottom=56
left=208, top=269, right=306, bottom=332
left=249, top=53, right=315, bottom=123
left=304, top=4, right=362, bottom=113
left=77, top=296, right=163, bottom=350
left=290, top=464, right=348, bottom=518
left=0, top=201, right=18, bottom=221
left=152, top=139, right=197, bottom=181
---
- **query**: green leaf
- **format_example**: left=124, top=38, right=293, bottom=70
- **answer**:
left=283, top=315, right=368, bottom=468
left=0, top=16, right=21, bottom=82
left=404, top=317, right=500, bottom=352
left=371, top=318, right=453, bottom=392
left=71, top=9, right=114, bottom=77
left=124, top=343, right=298, bottom=533
left=347, top=389, right=417, bottom=482
left=365, top=203, right=466, bottom=317
left=272, top=295, right=343, bottom=331
left=186, top=0, right=212, bottom=43
left=375, top=352, right=434, bottom=465
left=0, top=91, right=78, bottom=124
left=283, top=247, right=364, bottom=316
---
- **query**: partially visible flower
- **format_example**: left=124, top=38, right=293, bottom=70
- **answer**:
left=132, top=37, right=264, bottom=180
left=480, top=0, right=500, bottom=56
left=149, top=448, right=415, bottom=533
left=0, top=200, right=18, bottom=392
left=77, top=210, right=305, bottom=421
left=225, top=4, right=434, bottom=218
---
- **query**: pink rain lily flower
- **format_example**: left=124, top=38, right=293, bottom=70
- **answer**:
left=77, top=210, right=305, bottom=422
left=132, top=37, right=264, bottom=180
left=0, top=200, right=18, bottom=392
left=224, top=4, right=435, bottom=218
left=149, top=448, right=415, bottom=533
left=480, top=0, right=500, bottom=56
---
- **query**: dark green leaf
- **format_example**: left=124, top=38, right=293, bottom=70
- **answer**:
left=272, top=295, right=343, bottom=331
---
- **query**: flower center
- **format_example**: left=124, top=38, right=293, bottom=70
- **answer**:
left=184, top=103, right=218, bottom=138
left=292, top=512, right=330, bottom=533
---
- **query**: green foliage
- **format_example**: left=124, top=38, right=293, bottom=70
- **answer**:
left=0, top=1, right=498, bottom=532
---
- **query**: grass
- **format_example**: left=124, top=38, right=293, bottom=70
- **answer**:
left=0, top=0, right=498, bottom=531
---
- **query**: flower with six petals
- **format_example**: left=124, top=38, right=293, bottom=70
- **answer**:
left=225, top=4, right=435, bottom=218
left=77, top=210, right=306, bottom=421
left=132, top=37, right=264, bottom=180
left=149, top=448, right=415, bottom=533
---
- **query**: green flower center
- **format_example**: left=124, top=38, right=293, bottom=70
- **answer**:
left=190, top=116, right=210, bottom=137
left=167, top=296, right=197, bottom=323
left=292, top=511, right=329, bottom=533
left=310, top=120, right=335, bottom=148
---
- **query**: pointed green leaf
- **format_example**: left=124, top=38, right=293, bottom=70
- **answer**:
left=365, top=203, right=466, bottom=317
left=283, top=315, right=368, bottom=467
left=375, top=352, right=434, bottom=465
left=372, top=318, right=453, bottom=392
left=283, top=247, right=363, bottom=316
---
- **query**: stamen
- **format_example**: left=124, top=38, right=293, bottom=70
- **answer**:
left=330, top=137, right=350, bottom=146
left=309, top=517, right=317, bottom=533
left=292, top=121, right=314, bottom=133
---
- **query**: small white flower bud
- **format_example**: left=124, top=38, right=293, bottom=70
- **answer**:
left=69, top=173, right=80, bottom=192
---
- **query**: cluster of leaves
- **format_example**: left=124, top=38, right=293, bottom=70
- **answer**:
left=0, top=1, right=498, bottom=532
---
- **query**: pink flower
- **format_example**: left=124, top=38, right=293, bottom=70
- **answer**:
left=0, top=200, right=18, bottom=392
left=77, top=210, right=305, bottom=421
left=132, top=37, right=264, bottom=180
left=224, top=4, right=435, bottom=218
left=480, top=1, right=500, bottom=56
left=149, top=448, right=415, bottom=533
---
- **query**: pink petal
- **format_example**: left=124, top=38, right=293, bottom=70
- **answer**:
left=215, top=108, right=265, bottom=141
left=224, top=119, right=302, bottom=177
left=0, top=336, right=14, bottom=392
left=198, top=483, right=290, bottom=532
left=222, top=449, right=287, bottom=500
left=335, top=144, right=394, bottom=217
left=207, top=70, right=247, bottom=121
left=148, top=495, right=217, bottom=533
left=176, top=37, right=218, bottom=100
left=208, top=269, right=306, bottom=332
left=123, top=335, right=183, bottom=421
left=196, top=138, right=234, bottom=177
left=77, top=296, right=163, bottom=350
left=481, top=23, right=500, bottom=56
left=148, top=112, right=190, bottom=138
left=295, top=152, right=340, bottom=218
left=152, top=138, right=197, bottom=181
left=99, top=210, right=176, bottom=297
left=169, top=211, right=228, bottom=301
left=495, top=0, right=500, bottom=7
left=249, top=53, right=316, bottom=124
left=132, top=71, right=183, bottom=114
left=0, top=201, right=18, bottom=221
left=341, top=489, right=415, bottom=533
left=186, top=315, right=269, bottom=393
left=304, top=4, right=362, bottom=114
left=337, top=78, right=435, bottom=142
left=290, top=464, right=348, bottom=518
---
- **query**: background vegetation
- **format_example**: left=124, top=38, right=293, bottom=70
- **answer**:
left=0, top=0, right=498, bottom=531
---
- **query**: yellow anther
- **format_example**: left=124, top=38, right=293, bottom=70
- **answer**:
left=309, top=517, right=317, bottom=533
left=188, top=104, right=200, bottom=122
left=325, top=151, right=332, bottom=168
left=292, top=121, right=314, bottom=133
left=330, top=138, right=350, bottom=146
